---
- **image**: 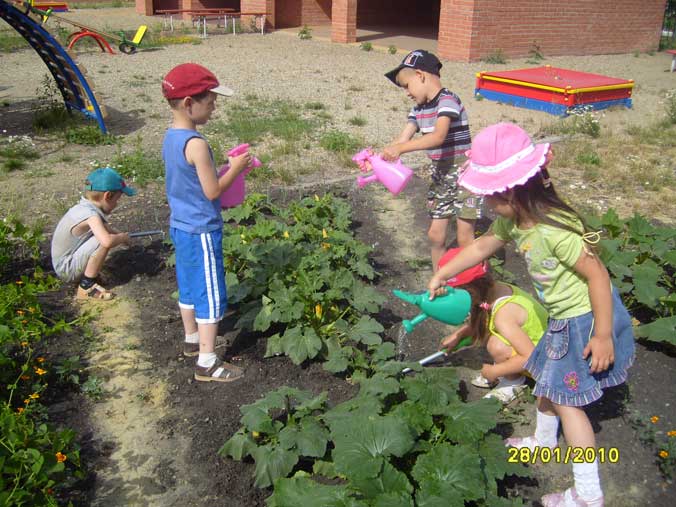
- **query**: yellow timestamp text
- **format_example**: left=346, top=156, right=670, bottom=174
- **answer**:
left=507, top=446, right=620, bottom=465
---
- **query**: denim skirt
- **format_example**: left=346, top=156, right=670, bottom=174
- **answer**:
left=524, top=287, right=635, bottom=407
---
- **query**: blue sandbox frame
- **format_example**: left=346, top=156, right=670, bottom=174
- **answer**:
left=475, top=89, right=632, bottom=117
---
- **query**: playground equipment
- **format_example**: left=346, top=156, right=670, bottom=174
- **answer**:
left=31, top=0, right=67, bottom=12
left=393, top=288, right=472, bottom=333
left=353, top=148, right=413, bottom=195
left=475, top=65, right=633, bottom=116
left=219, top=144, right=261, bottom=208
left=24, top=1, right=148, bottom=54
left=0, top=0, right=108, bottom=132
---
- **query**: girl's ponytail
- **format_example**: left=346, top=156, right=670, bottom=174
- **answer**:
left=458, top=273, right=495, bottom=347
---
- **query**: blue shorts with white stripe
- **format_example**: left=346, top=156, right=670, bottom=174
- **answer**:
left=170, top=227, right=227, bottom=324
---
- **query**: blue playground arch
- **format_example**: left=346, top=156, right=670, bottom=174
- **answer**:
left=0, top=1, right=108, bottom=133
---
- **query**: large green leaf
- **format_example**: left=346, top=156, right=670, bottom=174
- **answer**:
left=278, top=417, right=330, bottom=457
left=347, top=315, right=384, bottom=345
left=331, top=414, right=415, bottom=480
left=254, top=295, right=279, bottom=332
left=389, top=400, right=434, bottom=436
left=370, top=342, right=397, bottom=363
left=266, top=476, right=365, bottom=507
left=633, top=261, right=667, bottom=308
left=663, top=250, right=676, bottom=267
left=442, top=398, right=501, bottom=443
left=372, top=492, right=414, bottom=507
left=323, top=395, right=383, bottom=429
left=415, top=481, right=464, bottom=507
left=252, top=445, right=300, bottom=488
left=323, top=337, right=351, bottom=373
left=636, top=316, right=676, bottom=345
left=401, top=368, right=460, bottom=414
left=627, top=213, right=654, bottom=239
left=479, top=433, right=532, bottom=495
left=281, top=326, right=323, bottom=364
left=357, top=373, right=401, bottom=399
left=350, top=281, right=386, bottom=313
left=265, top=332, right=283, bottom=357
left=219, top=429, right=257, bottom=460
left=350, top=460, right=413, bottom=500
left=412, top=443, right=484, bottom=502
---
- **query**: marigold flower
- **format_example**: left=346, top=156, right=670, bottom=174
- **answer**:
left=668, top=430, right=676, bottom=437
left=631, top=317, right=641, bottom=327
left=24, top=399, right=30, bottom=405
left=37, top=357, right=45, bottom=363
left=20, top=375, right=30, bottom=380
left=322, top=229, right=328, bottom=239
left=29, top=393, right=39, bottom=400
left=16, top=310, right=25, bottom=316
left=35, top=368, right=47, bottom=376
left=28, top=307, right=36, bottom=313
left=315, top=304, right=322, bottom=319
left=21, top=320, right=27, bottom=324
left=20, top=341, right=28, bottom=347
left=651, top=416, right=660, bottom=424
left=55, top=452, right=67, bottom=463
left=321, top=242, right=330, bottom=250
left=17, top=407, right=24, bottom=414
left=659, top=450, right=669, bottom=459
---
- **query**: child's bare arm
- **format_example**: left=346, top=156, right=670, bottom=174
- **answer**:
left=484, top=305, right=534, bottom=380
left=574, top=250, right=614, bottom=373
left=428, top=233, right=504, bottom=298
left=439, top=323, right=471, bottom=351
left=87, top=215, right=128, bottom=248
left=383, top=117, right=451, bottom=161
left=187, top=138, right=251, bottom=200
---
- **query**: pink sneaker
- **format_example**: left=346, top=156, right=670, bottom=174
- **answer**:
left=542, top=488, right=604, bottom=507
left=504, top=435, right=558, bottom=451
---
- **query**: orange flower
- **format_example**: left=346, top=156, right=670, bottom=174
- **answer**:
left=20, top=341, right=28, bottom=347
left=17, top=407, right=24, bottom=414
left=651, top=416, right=660, bottom=424
left=55, top=452, right=67, bottom=463
left=21, top=320, right=27, bottom=324
left=321, top=242, right=330, bottom=250
left=668, top=430, right=676, bottom=437
left=16, top=310, right=25, bottom=316
left=37, top=357, right=45, bottom=363
left=20, top=375, right=30, bottom=381
left=659, top=450, right=669, bottom=459
left=35, top=368, right=46, bottom=376
left=315, top=304, right=322, bottom=319
left=24, top=399, right=30, bottom=405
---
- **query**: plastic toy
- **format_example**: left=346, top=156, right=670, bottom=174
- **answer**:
left=353, top=148, right=413, bottom=195
left=219, top=144, right=261, bottom=208
left=393, top=288, right=471, bottom=333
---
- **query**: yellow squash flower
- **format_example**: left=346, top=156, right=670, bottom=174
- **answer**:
left=55, top=452, right=67, bottom=463
left=659, top=450, right=669, bottom=459
left=322, top=229, right=328, bottom=239
left=651, top=416, right=660, bottom=424
left=283, top=231, right=289, bottom=238
left=315, top=304, right=322, bottom=319
left=35, top=368, right=46, bottom=376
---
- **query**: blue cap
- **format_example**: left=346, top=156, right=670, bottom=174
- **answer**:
left=85, top=167, right=136, bottom=196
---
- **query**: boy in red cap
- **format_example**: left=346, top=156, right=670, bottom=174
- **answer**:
left=162, top=62, right=252, bottom=383
left=382, top=50, right=482, bottom=270
left=437, top=247, right=549, bottom=403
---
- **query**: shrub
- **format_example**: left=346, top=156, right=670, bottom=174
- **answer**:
left=360, top=42, right=373, bottom=52
left=298, top=25, right=312, bottom=40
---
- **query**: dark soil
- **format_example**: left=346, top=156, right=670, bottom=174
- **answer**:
left=46, top=176, right=676, bottom=507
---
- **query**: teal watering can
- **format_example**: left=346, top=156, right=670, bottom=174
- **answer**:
left=393, top=288, right=472, bottom=333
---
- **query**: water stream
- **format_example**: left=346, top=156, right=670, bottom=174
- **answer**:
left=395, top=323, right=409, bottom=360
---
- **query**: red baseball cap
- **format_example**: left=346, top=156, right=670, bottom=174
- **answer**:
left=437, top=247, right=488, bottom=287
left=162, top=63, right=233, bottom=100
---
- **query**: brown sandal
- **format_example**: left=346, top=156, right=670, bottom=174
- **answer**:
left=194, top=359, right=243, bottom=383
left=76, top=283, right=115, bottom=301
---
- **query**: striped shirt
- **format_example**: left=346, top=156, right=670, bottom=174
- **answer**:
left=407, top=88, right=471, bottom=161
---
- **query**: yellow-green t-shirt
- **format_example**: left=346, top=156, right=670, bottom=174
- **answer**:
left=488, top=284, right=549, bottom=348
left=490, top=216, right=591, bottom=319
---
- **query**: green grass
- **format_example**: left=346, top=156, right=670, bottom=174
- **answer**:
left=0, top=30, right=28, bottom=52
left=65, top=125, right=117, bottom=146
left=0, top=136, right=40, bottom=174
left=109, top=139, right=164, bottom=186
left=319, top=130, right=361, bottom=153
left=482, top=49, right=508, bottom=64
left=348, top=116, right=367, bottom=127
left=69, top=1, right=133, bottom=8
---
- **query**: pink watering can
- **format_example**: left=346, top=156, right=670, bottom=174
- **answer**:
left=353, top=148, right=413, bottom=196
left=218, top=143, right=261, bottom=208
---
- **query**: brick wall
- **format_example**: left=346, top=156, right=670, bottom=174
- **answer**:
left=438, top=0, right=667, bottom=62
left=331, top=0, right=356, bottom=43
left=241, top=0, right=274, bottom=26
left=274, top=0, right=330, bottom=28
left=357, top=0, right=440, bottom=27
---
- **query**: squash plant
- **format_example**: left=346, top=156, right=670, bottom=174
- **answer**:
left=587, top=209, right=676, bottom=346
left=221, top=193, right=386, bottom=371
left=221, top=362, right=530, bottom=506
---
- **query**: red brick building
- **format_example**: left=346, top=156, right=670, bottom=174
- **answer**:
left=137, top=0, right=667, bottom=62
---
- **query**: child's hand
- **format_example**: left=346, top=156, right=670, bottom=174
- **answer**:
left=583, top=334, right=615, bottom=373
left=118, top=232, right=130, bottom=246
left=427, top=276, right=446, bottom=300
left=381, top=144, right=402, bottom=161
left=228, top=152, right=252, bottom=174
left=481, top=364, right=499, bottom=383
left=439, top=330, right=459, bottom=353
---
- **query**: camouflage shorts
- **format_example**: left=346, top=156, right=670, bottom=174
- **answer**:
left=427, top=158, right=483, bottom=220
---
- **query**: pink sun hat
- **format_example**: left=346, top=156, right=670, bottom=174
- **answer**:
left=458, top=123, right=550, bottom=195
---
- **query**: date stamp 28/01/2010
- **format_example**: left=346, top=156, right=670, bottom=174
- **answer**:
left=507, top=446, right=619, bottom=465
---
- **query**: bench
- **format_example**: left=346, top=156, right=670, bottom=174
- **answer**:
left=667, top=50, right=676, bottom=72
left=156, top=8, right=234, bottom=37
left=224, top=12, right=268, bottom=35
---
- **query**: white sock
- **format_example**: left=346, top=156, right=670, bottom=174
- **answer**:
left=573, top=459, right=603, bottom=502
left=185, top=331, right=199, bottom=343
left=197, top=352, right=218, bottom=368
left=534, top=410, right=559, bottom=447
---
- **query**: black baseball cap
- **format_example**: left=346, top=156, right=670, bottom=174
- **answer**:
left=385, top=50, right=443, bottom=85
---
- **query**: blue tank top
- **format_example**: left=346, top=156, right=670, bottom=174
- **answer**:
left=163, top=128, right=223, bottom=233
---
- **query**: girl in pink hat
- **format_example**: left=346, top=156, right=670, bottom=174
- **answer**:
left=427, top=123, right=634, bottom=507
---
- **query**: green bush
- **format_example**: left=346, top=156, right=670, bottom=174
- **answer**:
left=319, top=130, right=360, bottom=153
